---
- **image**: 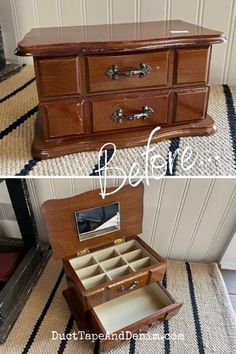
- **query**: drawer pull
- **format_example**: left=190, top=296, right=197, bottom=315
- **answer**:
left=112, top=106, right=154, bottom=123
left=106, top=63, right=151, bottom=80
left=117, top=281, right=139, bottom=293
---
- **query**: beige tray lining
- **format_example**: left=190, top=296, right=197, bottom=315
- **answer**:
left=69, top=240, right=160, bottom=289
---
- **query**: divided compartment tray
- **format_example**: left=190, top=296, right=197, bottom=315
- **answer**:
left=69, top=239, right=165, bottom=290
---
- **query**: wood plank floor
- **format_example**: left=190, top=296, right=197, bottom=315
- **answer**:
left=221, top=269, right=236, bottom=315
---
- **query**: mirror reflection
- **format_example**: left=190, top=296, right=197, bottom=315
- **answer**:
left=75, top=202, right=120, bottom=241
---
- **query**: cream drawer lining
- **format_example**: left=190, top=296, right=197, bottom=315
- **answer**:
left=93, top=283, right=173, bottom=333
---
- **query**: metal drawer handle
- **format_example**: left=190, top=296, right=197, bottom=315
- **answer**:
left=112, top=106, right=154, bottom=123
left=117, top=281, right=139, bottom=293
left=106, top=63, right=151, bottom=80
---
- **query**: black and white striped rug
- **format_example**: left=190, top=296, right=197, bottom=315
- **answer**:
left=2, top=257, right=236, bottom=354
left=0, top=66, right=236, bottom=176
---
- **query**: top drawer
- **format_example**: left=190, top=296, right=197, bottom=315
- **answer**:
left=35, top=57, right=79, bottom=99
left=174, top=47, right=211, bottom=85
left=87, top=51, right=169, bottom=93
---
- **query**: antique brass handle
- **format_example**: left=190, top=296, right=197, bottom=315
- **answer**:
left=112, top=106, right=154, bottom=123
left=117, top=281, right=139, bottom=293
left=106, top=63, right=151, bottom=80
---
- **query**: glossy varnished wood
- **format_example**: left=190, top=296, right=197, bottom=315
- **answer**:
left=37, top=85, right=210, bottom=140
left=16, top=20, right=225, bottom=159
left=174, top=86, right=209, bottom=122
left=174, top=47, right=211, bottom=85
left=91, top=90, right=170, bottom=132
left=42, top=184, right=167, bottom=310
left=41, top=98, right=86, bottom=138
left=63, top=238, right=166, bottom=310
left=33, top=113, right=216, bottom=159
left=42, top=184, right=183, bottom=347
left=87, top=51, right=169, bottom=92
left=15, top=20, right=225, bottom=56
left=41, top=184, right=144, bottom=260
left=34, top=57, right=79, bottom=98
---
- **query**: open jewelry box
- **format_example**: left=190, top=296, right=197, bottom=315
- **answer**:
left=41, top=183, right=182, bottom=349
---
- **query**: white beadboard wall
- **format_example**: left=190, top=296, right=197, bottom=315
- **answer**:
left=22, top=178, right=236, bottom=263
left=0, top=0, right=236, bottom=84
left=221, top=231, right=236, bottom=270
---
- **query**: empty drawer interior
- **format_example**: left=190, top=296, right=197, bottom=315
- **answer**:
left=93, top=282, right=174, bottom=334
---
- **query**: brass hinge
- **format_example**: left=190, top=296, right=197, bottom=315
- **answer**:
left=114, top=238, right=126, bottom=245
left=77, top=248, right=90, bottom=257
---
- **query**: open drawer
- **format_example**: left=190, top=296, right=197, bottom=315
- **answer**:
left=90, top=282, right=182, bottom=345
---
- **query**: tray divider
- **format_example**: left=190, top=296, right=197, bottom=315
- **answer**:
left=130, top=256, right=151, bottom=271
left=93, top=254, right=112, bottom=280
left=82, top=273, right=109, bottom=289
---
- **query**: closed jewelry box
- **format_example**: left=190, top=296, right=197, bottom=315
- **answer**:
left=15, top=20, right=225, bottom=160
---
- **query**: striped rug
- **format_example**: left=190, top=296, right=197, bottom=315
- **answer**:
left=1, top=257, right=235, bottom=354
left=0, top=66, right=236, bottom=176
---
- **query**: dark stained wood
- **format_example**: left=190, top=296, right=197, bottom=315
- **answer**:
left=62, top=236, right=166, bottom=310
left=34, top=57, right=79, bottom=98
left=107, top=272, right=149, bottom=300
left=41, top=98, right=86, bottom=138
left=32, top=113, right=216, bottom=159
left=63, top=288, right=91, bottom=331
left=63, top=259, right=88, bottom=308
left=87, top=51, right=169, bottom=92
left=175, top=47, right=211, bottom=85
left=42, top=184, right=183, bottom=347
left=42, top=185, right=168, bottom=311
left=174, top=86, right=209, bottom=122
left=91, top=90, right=170, bottom=132
left=15, top=20, right=225, bottom=159
left=41, top=184, right=144, bottom=260
left=64, top=253, right=166, bottom=310
left=15, top=20, right=225, bottom=56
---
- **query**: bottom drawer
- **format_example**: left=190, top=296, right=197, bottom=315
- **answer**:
left=90, top=282, right=182, bottom=339
left=174, top=86, right=209, bottom=123
left=41, top=98, right=86, bottom=139
left=91, top=91, right=170, bottom=133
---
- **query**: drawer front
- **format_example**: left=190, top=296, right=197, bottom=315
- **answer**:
left=91, top=91, right=170, bottom=133
left=87, top=51, right=169, bottom=93
left=174, top=87, right=209, bottom=123
left=108, top=273, right=149, bottom=300
left=175, top=47, right=210, bottom=85
left=42, top=99, right=85, bottom=138
left=36, top=57, right=79, bottom=98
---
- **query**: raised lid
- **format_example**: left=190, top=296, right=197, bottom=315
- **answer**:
left=15, top=20, right=226, bottom=56
left=41, top=183, right=144, bottom=260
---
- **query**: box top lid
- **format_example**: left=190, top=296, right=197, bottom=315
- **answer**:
left=41, top=183, right=144, bottom=260
left=15, top=20, right=225, bottom=57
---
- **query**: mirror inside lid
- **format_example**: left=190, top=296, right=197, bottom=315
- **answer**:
left=75, top=202, right=120, bottom=241
left=41, top=183, right=144, bottom=260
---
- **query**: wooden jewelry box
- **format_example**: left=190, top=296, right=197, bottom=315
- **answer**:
left=15, top=20, right=225, bottom=160
left=41, top=183, right=182, bottom=349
